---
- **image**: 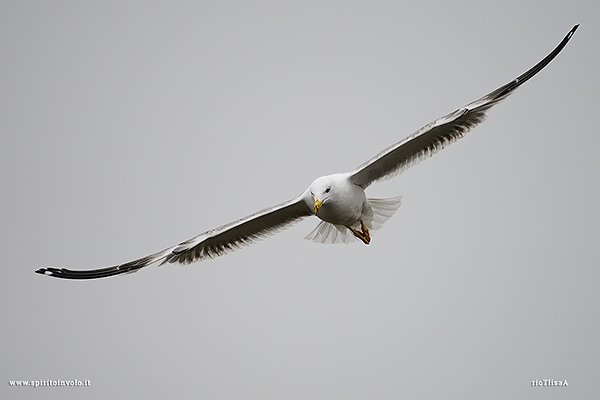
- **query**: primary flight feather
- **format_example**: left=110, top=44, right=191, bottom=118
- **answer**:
left=36, top=25, right=579, bottom=279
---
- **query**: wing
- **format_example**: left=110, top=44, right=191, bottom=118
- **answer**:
left=349, top=25, right=578, bottom=189
left=35, top=196, right=313, bottom=279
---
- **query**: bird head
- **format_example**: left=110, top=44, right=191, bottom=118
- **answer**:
left=309, top=176, right=334, bottom=215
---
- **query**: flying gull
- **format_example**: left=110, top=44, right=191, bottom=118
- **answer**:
left=36, top=25, right=579, bottom=279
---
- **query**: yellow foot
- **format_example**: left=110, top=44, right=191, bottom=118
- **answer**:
left=349, top=221, right=371, bottom=244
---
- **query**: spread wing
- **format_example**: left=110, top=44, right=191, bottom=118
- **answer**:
left=349, top=25, right=578, bottom=189
left=36, top=196, right=313, bottom=279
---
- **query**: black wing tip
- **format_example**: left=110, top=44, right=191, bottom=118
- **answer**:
left=34, top=267, right=80, bottom=279
left=566, top=24, right=579, bottom=40
left=35, top=267, right=52, bottom=276
left=484, top=24, right=579, bottom=102
left=34, top=266, right=87, bottom=280
left=567, top=24, right=579, bottom=38
left=34, top=265, right=134, bottom=280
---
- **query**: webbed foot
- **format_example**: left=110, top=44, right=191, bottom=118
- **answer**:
left=349, top=221, right=370, bottom=244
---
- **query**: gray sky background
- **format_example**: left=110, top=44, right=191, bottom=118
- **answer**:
left=2, top=1, right=598, bottom=399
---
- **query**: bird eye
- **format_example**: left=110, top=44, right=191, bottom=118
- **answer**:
left=325, top=186, right=331, bottom=193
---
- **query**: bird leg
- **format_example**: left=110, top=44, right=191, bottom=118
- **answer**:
left=349, top=221, right=371, bottom=244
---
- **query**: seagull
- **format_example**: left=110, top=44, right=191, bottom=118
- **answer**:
left=36, top=25, right=578, bottom=280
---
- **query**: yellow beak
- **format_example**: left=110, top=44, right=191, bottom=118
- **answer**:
left=314, top=198, right=323, bottom=215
